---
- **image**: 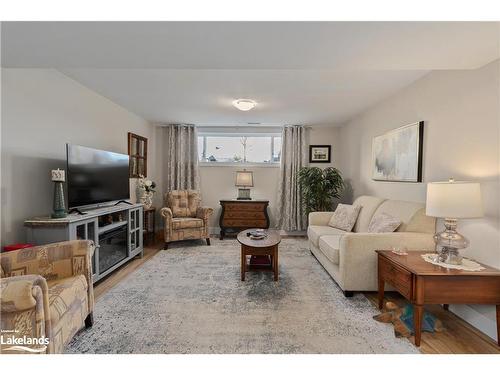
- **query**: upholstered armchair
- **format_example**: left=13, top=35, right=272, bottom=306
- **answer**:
left=161, top=190, right=213, bottom=249
left=0, top=240, right=94, bottom=354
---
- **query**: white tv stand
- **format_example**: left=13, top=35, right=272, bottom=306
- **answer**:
left=25, top=203, right=144, bottom=283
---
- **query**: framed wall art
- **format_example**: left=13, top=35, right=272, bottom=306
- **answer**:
left=372, top=121, right=424, bottom=182
left=309, top=145, right=331, bottom=163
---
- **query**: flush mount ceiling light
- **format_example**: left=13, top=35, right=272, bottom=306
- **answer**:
left=232, top=99, right=257, bottom=111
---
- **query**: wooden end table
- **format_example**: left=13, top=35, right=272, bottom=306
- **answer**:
left=376, top=250, right=500, bottom=347
left=237, top=229, right=281, bottom=281
left=143, top=207, right=156, bottom=245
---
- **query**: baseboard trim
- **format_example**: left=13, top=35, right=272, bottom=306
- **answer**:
left=449, top=304, right=498, bottom=341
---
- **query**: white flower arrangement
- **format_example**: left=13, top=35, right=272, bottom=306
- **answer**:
left=137, top=175, right=156, bottom=193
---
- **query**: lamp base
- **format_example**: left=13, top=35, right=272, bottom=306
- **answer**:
left=434, top=218, right=469, bottom=265
left=51, top=181, right=67, bottom=219
left=237, top=188, right=251, bottom=200
left=437, top=247, right=463, bottom=265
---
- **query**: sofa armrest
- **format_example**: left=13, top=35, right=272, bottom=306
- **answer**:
left=337, top=232, right=435, bottom=291
left=196, top=206, right=214, bottom=221
left=308, top=212, right=334, bottom=226
left=1, top=275, right=51, bottom=353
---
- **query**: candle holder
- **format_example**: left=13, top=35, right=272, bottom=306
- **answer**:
left=51, top=169, right=67, bottom=218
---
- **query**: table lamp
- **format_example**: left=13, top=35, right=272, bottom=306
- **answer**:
left=426, top=178, right=483, bottom=265
left=51, top=168, right=67, bottom=218
left=235, top=170, right=253, bottom=200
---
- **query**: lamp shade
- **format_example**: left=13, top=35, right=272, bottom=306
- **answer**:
left=235, top=171, right=254, bottom=187
left=426, top=180, right=483, bottom=219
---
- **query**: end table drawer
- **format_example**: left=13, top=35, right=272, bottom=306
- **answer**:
left=222, top=219, right=268, bottom=228
left=224, top=211, right=267, bottom=220
left=379, top=257, right=413, bottom=299
left=224, top=203, right=266, bottom=211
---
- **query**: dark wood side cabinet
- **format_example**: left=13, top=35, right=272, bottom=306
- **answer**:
left=143, top=207, right=156, bottom=245
left=219, top=200, right=270, bottom=239
left=376, top=250, right=500, bottom=347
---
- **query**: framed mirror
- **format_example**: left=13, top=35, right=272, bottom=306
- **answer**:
left=128, top=132, right=148, bottom=177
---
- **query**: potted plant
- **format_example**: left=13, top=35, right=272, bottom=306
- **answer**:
left=137, top=175, right=156, bottom=209
left=297, top=167, right=344, bottom=214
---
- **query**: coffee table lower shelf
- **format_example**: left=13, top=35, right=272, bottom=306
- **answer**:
left=241, top=246, right=279, bottom=281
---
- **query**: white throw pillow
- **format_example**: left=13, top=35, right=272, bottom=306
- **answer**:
left=368, top=212, right=402, bottom=233
left=328, top=204, right=362, bottom=232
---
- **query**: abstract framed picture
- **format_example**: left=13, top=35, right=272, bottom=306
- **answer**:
left=309, top=145, right=331, bottom=163
left=372, top=121, right=424, bottom=182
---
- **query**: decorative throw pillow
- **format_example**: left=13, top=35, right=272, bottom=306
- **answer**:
left=368, top=212, right=402, bottom=233
left=328, top=204, right=362, bottom=232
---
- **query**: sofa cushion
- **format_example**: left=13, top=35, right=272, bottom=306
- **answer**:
left=372, top=200, right=434, bottom=233
left=307, top=225, right=346, bottom=247
left=172, top=217, right=204, bottom=230
left=328, top=204, right=361, bottom=232
left=318, top=235, right=341, bottom=265
left=352, top=196, right=386, bottom=232
left=47, top=275, right=88, bottom=328
left=368, top=212, right=402, bottom=233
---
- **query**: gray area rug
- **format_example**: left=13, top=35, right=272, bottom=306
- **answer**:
left=67, top=238, right=419, bottom=354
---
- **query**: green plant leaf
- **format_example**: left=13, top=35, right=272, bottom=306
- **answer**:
left=297, top=167, right=344, bottom=214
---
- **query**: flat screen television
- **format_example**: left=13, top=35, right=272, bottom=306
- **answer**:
left=66, top=144, right=130, bottom=208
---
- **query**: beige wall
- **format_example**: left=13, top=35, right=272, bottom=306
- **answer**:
left=194, top=126, right=342, bottom=232
left=1, top=69, right=156, bottom=246
left=338, top=60, right=500, bottom=340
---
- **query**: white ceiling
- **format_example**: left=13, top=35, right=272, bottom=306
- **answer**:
left=57, top=69, right=429, bottom=125
left=2, top=22, right=499, bottom=125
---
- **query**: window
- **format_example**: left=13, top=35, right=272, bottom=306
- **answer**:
left=128, top=132, right=148, bottom=177
left=198, top=133, right=282, bottom=164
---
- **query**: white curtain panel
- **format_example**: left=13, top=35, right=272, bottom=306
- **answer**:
left=162, top=124, right=200, bottom=191
left=277, top=125, right=307, bottom=231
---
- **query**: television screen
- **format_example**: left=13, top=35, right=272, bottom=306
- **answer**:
left=67, top=144, right=130, bottom=208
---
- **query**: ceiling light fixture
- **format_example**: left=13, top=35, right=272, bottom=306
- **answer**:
left=232, top=99, right=257, bottom=111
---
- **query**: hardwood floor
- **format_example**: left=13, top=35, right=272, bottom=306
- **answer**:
left=364, top=292, right=500, bottom=354
left=93, top=238, right=500, bottom=354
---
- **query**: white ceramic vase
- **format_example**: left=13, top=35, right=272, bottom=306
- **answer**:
left=138, top=189, right=154, bottom=209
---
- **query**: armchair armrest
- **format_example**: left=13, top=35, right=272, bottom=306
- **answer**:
left=196, top=206, right=214, bottom=221
left=308, top=212, right=335, bottom=226
left=1, top=275, right=51, bottom=353
left=160, top=207, right=173, bottom=219
left=161, top=207, right=174, bottom=243
left=1, top=275, right=49, bottom=312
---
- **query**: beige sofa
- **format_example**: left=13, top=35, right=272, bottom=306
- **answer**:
left=308, top=195, right=436, bottom=297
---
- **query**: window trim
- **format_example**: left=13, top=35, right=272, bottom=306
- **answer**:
left=199, top=161, right=280, bottom=168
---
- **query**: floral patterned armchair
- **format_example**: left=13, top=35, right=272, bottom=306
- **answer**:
left=0, top=240, right=94, bottom=354
left=161, top=190, right=213, bottom=249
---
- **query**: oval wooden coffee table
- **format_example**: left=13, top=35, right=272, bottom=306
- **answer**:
left=237, top=229, right=281, bottom=281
